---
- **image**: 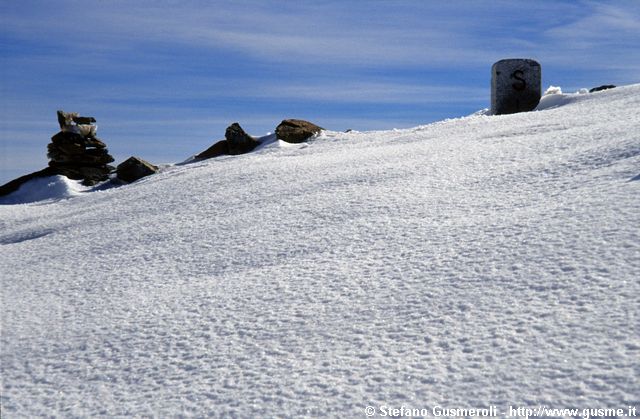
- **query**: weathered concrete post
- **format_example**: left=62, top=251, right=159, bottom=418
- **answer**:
left=491, top=59, right=541, bottom=115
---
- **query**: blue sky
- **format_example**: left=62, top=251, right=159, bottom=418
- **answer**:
left=1, top=0, right=639, bottom=184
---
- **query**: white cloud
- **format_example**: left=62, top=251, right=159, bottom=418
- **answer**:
left=540, top=1, right=640, bottom=70
left=4, top=0, right=638, bottom=73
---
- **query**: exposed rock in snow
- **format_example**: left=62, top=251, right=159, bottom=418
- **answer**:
left=275, top=119, right=324, bottom=143
left=225, top=122, right=261, bottom=155
left=590, top=84, right=616, bottom=93
left=0, top=167, right=56, bottom=198
left=116, top=156, right=159, bottom=183
left=195, top=139, right=229, bottom=160
left=0, top=174, right=92, bottom=204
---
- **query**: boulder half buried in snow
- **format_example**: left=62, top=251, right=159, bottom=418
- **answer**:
left=195, top=139, right=229, bottom=160
left=589, top=85, right=616, bottom=93
left=491, top=59, right=541, bottom=115
left=276, top=119, right=324, bottom=143
left=116, top=156, right=158, bottom=183
left=0, top=167, right=56, bottom=197
left=225, top=123, right=260, bottom=155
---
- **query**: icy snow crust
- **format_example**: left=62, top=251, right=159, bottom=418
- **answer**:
left=1, top=85, right=639, bottom=416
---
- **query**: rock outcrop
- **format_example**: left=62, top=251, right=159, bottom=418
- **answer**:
left=0, top=167, right=56, bottom=197
left=589, top=85, right=616, bottom=93
left=47, top=110, right=115, bottom=185
left=194, top=123, right=260, bottom=160
left=225, top=123, right=260, bottom=155
left=116, top=156, right=158, bottom=183
left=195, top=140, right=229, bottom=160
left=275, top=119, right=323, bottom=143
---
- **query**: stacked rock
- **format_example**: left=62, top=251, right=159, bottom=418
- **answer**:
left=47, top=110, right=115, bottom=185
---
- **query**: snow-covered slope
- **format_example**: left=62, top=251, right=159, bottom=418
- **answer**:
left=1, top=85, right=639, bottom=417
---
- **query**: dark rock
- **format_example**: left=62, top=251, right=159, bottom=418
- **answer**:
left=589, top=85, right=616, bottom=93
left=116, top=156, right=158, bottom=183
left=84, top=148, right=112, bottom=157
left=196, top=139, right=229, bottom=160
left=0, top=167, right=56, bottom=197
left=275, top=119, right=324, bottom=143
left=77, top=166, right=113, bottom=186
left=85, top=137, right=107, bottom=148
left=78, top=166, right=113, bottom=185
left=48, top=148, right=114, bottom=165
left=60, top=169, right=84, bottom=180
left=72, top=116, right=96, bottom=125
left=72, top=153, right=114, bottom=165
left=225, top=123, right=260, bottom=155
left=195, top=123, right=259, bottom=159
left=47, top=148, right=70, bottom=163
left=51, top=131, right=86, bottom=146
left=50, top=131, right=105, bottom=150
left=48, top=140, right=85, bottom=157
left=78, top=149, right=114, bottom=165
left=50, top=164, right=114, bottom=183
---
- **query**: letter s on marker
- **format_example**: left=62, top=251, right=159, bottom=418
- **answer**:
left=511, top=70, right=526, bottom=91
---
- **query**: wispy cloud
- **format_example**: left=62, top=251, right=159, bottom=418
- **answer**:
left=249, top=82, right=486, bottom=104
left=0, top=1, right=518, bottom=68
left=3, top=1, right=638, bottom=73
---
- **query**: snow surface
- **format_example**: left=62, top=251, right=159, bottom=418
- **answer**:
left=0, top=175, right=93, bottom=205
left=1, top=85, right=639, bottom=417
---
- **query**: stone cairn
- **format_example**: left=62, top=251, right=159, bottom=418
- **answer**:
left=48, top=110, right=115, bottom=185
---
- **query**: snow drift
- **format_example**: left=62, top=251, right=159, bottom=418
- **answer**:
left=0, top=175, right=92, bottom=205
left=1, top=85, right=639, bottom=417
